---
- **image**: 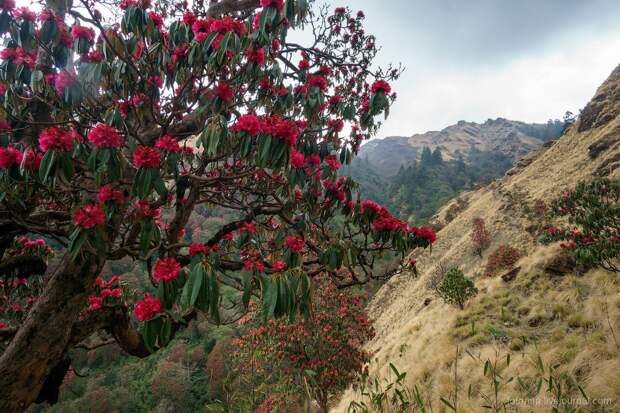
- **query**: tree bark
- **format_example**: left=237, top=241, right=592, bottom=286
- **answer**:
left=0, top=254, right=103, bottom=412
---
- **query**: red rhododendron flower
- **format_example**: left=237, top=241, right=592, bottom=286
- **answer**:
left=71, top=25, right=95, bottom=41
left=231, top=114, right=261, bottom=137
left=247, top=46, right=265, bottom=65
left=327, top=118, right=344, bottom=132
left=214, top=81, right=234, bottom=102
left=0, top=146, right=22, bottom=169
left=260, top=0, right=284, bottom=12
left=285, top=235, right=305, bottom=253
left=325, top=155, right=341, bottom=171
left=153, top=257, right=181, bottom=283
left=88, top=295, right=103, bottom=310
left=87, top=123, right=122, bottom=149
left=133, top=146, right=160, bottom=168
left=73, top=204, right=106, bottom=229
left=55, top=71, right=78, bottom=95
left=272, top=261, right=287, bottom=271
left=188, top=243, right=209, bottom=257
left=132, top=200, right=160, bottom=219
left=371, top=79, right=391, bottom=95
left=335, top=7, right=346, bottom=14
left=134, top=293, right=162, bottom=321
left=97, top=185, right=124, bottom=204
left=410, top=226, right=437, bottom=244
left=290, top=149, right=305, bottom=168
left=307, top=75, right=328, bottom=92
left=261, top=115, right=299, bottom=146
left=39, top=127, right=75, bottom=152
left=148, top=11, right=163, bottom=28
left=182, top=11, right=196, bottom=26
left=155, top=135, right=181, bottom=153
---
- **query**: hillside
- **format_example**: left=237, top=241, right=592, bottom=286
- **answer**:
left=358, top=118, right=566, bottom=177
left=335, top=66, right=620, bottom=412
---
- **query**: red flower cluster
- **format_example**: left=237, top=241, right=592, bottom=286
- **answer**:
left=87, top=123, right=122, bottom=149
left=132, top=200, right=160, bottom=219
left=290, top=149, right=305, bottom=168
left=71, top=25, right=95, bottom=42
left=214, top=81, right=234, bottom=102
left=155, top=135, right=181, bottom=153
left=39, top=127, right=77, bottom=152
left=97, top=185, right=124, bottom=204
left=0, top=47, right=36, bottom=69
left=231, top=114, right=262, bottom=137
left=0, top=146, right=22, bottom=168
left=133, top=146, right=160, bottom=168
left=119, top=0, right=150, bottom=10
left=134, top=293, right=163, bottom=322
left=192, top=16, right=245, bottom=42
left=153, top=257, right=181, bottom=283
left=409, top=226, right=437, bottom=244
left=261, top=115, right=299, bottom=146
left=307, top=75, right=328, bottom=92
left=260, top=0, right=284, bottom=12
left=73, top=204, right=106, bottom=229
left=54, top=71, right=78, bottom=96
left=272, top=261, right=287, bottom=271
left=89, top=275, right=123, bottom=310
left=285, top=235, right=304, bottom=253
left=247, top=46, right=265, bottom=65
left=371, top=79, right=391, bottom=95
left=188, top=243, right=209, bottom=257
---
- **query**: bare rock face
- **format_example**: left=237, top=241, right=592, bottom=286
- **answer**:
left=578, top=64, right=620, bottom=133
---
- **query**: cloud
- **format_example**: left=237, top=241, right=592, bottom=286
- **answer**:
left=313, top=0, right=620, bottom=136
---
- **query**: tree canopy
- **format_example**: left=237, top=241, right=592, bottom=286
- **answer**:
left=0, top=0, right=436, bottom=410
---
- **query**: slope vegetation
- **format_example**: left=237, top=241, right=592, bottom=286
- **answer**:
left=335, top=66, right=620, bottom=412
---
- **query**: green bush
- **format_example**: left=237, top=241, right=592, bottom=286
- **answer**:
left=541, top=178, right=620, bottom=272
left=436, top=268, right=478, bottom=310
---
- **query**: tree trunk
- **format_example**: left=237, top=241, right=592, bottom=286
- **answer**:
left=0, top=254, right=103, bottom=412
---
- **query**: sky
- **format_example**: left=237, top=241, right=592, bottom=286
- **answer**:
left=313, top=0, right=620, bottom=137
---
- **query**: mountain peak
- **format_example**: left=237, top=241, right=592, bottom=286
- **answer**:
left=359, top=118, right=566, bottom=176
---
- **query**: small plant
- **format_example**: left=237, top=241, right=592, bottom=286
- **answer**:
left=541, top=178, right=620, bottom=272
left=471, top=217, right=491, bottom=257
left=436, top=268, right=478, bottom=310
left=347, top=363, right=431, bottom=413
left=485, top=245, right=521, bottom=276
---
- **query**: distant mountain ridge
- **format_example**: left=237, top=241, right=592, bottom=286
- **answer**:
left=358, top=118, right=565, bottom=176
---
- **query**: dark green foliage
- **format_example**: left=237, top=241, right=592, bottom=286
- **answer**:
left=436, top=268, right=478, bottom=309
left=541, top=178, right=620, bottom=272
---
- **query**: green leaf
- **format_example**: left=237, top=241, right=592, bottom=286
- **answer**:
left=189, top=264, right=204, bottom=307
left=39, top=150, right=55, bottom=182
left=261, top=276, right=278, bottom=320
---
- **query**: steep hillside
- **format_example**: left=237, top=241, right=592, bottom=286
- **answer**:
left=335, top=66, right=620, bottom=411
left=359, top=118, right=566, bottom=176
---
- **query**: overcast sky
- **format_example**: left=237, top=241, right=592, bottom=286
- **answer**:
left=315, top=0, right=620, bottom=137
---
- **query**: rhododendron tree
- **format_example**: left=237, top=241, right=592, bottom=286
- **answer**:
left=230, top=277, right=375, bottom=412
left=0, top=0, right=432, bottom=410
left=541, top=178, right=619, bottom=272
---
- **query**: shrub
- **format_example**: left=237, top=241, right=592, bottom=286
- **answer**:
left=230, top=277, right=375, bottom=412
left=484, top=245, right=521, bottom=276
left=470, top=217, right=491, bottom=257
left=541, top=178, right=620, bottom=272
left=436, top=268, right=478, bottom=309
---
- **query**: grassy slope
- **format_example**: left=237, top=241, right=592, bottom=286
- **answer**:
left=334, top=66, right=620, bottom=411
